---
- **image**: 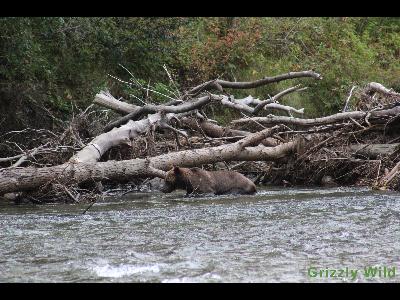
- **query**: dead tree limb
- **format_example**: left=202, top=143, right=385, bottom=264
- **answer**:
left=187, top=70, right=322, bottom=94
left=72, top=92, right=212, bottom=163
left=213, top=94, right=304, bottom=116
left=366, top=82, right=400, bottom=97
left=70, top=113, right=166, bottom=163
left=377, top=161, right=400, bottom=189
left=101, top=81, right=306, bottom=134
left=102, top=92, right=303, bottom=133
left=180, top=117, right=248, bottom=139
left=180, top=117, right=278, bottom=146
left=93, top=91, right=138, bottom=114
left=93, top=94, right=279, bottom=146
left=103, top=94, right=212, bottom=132
left=342, top=86, right=357, bottom=112
left=252, top=85, right=306, bottom=115
left=9, top=147, right=40, bottom=168
left=232, top=106, right=400, bottom=128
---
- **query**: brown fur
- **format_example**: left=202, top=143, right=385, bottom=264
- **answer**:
left=161, top=166, right=257, bottom=195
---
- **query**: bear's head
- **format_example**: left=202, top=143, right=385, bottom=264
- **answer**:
left=160, top=166, right=183, bottom=193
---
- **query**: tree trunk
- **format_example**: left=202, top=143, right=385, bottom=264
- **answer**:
left=0, top=127, right=300, bottom=194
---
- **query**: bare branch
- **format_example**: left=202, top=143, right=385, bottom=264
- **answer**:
left=233, top=106, right=400, bottom=128
left=103, top=93, right=212, bottom=132
left=342, top=86, right=357, bottom=112
left=366, top=82, right=400, bottom=97
left=187, top=70, right=322, bottom=94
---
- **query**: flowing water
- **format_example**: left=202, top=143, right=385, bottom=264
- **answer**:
left=0, top=187, right=399, bottom=283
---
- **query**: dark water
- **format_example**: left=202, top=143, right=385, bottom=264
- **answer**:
left=0, top=187, right=399, bottom=283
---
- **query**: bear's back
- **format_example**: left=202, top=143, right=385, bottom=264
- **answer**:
left=184, top=167, right=215, bottom=194
left=210, top=170, right=256, bottom=194
left=173, top=167, right=256, bottom=195
left=189, top=169, right=256, bottom=195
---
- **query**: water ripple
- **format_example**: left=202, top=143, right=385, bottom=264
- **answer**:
left=1, top=187, right=400, bottom=282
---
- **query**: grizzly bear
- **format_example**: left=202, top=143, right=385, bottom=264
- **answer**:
left=161, top=166, right=257, bottom=196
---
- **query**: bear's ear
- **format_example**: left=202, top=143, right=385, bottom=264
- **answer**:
left=173, top=166, right=181, bottom=174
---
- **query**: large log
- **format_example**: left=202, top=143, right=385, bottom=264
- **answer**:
left=70, top=114, right=164, bottom=163
left=0, top=127, right=300, bottom=194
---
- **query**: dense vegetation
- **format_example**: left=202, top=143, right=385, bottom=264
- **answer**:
left=1, top=17, right=399, bottom=133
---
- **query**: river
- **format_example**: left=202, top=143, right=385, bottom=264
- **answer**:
left=0, top=187, right=399, bottom=282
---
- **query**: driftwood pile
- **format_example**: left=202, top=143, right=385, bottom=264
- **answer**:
left=1, top=70, right=400, bottom=204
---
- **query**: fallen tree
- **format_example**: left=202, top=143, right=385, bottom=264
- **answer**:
left=0, top=126, right=301, bottom=194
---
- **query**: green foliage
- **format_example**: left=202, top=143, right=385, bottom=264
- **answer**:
left=175, top=17, right=400, bottom=117
left=1, top=17, right=399, bottom=133
left=0, top=17, right=186, bottom=131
